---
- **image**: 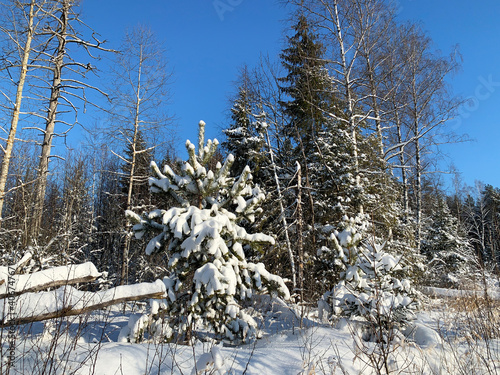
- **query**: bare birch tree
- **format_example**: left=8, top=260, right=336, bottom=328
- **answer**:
left=399, top=26, right=461, bottom=250
left=105, top=25, right=174, bottom=284
left=0, top=0, right=52, bottom=225
left=17, top=0, right=111, bottom=246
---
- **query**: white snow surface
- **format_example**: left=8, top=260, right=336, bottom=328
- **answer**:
left=1, top=292, right=499, bottom=375
left=403, top=322, right=442, bottom=348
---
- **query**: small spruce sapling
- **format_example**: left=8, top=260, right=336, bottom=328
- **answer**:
left=125, top=121, right=289, bottom=343
left=318, top=216, right=419, bottom=341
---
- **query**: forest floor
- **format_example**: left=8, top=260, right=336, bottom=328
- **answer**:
left=1, top=288, right=500, bottom=375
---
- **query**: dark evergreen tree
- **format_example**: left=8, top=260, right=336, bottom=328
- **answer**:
left=463, top=184, right=500, bottom=271
left=278, top=13, right=361, bottom=298
left=482, top=185, right=500, bottom=266
left=279, top=14, right=332, bottom=151
left=278, top=13, right=360, bottom=221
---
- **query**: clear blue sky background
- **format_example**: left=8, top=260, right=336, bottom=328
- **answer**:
left=79, top=0, right=500, bottom=190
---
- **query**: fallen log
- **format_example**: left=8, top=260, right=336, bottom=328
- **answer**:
left=421, top=286, right=500, bottom=300
left=0, top=262, right=100, bottom=299
left=0, top=280, right=166, bottom=327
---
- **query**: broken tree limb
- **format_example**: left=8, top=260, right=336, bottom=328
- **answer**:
left=0, top=252, right=33, bottom=286
left=0, top=262, right=101, bottom=298
left=14, top=252, right=33, bottom=274
left=0, top=280, right=166, bottom=327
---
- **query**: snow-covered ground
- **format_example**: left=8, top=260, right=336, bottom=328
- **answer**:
left=1, top=292, right=500, bottom=374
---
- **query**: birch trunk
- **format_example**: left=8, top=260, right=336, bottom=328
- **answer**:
left=331, top=0, right=363, bottom=213
left=296, top=162, right=304, bottom=301
left=414, top=132, right=422, bottom=252
left=121, top=45, right=143, bottom=285
left=396, top=114, right=409, bottom=217
left=264, top=127, right=296, bottom=290
left=0, top=0, right=36, bottom=224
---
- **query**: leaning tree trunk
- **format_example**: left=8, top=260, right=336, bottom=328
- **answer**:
left=264, top=127, right=296, bottom=291
left=295, top=162, right=304, bottom=302
left=0, top=0, right=36, bottom=226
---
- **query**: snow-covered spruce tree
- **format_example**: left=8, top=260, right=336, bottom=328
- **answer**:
left=279, top=13, right=362, bottom=297
left=125, top=121, right=289, bottom=343
left=222, top=67, right=266, bottom=179
left=421, top=196, right=476, bottom=287
left=221, top=70, right=271, bottom=266
left=318, top=216, right=419, bottom=340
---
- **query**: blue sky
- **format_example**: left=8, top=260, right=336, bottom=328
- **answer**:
left=80, top=0, right=500, bottom=190
left=397, top=0, right=500, bottom=190
left=81, top=0, right=287, bottom=142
